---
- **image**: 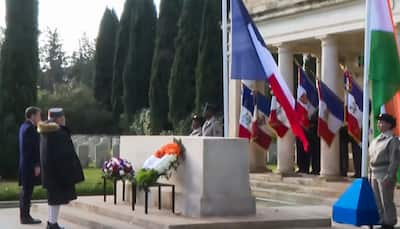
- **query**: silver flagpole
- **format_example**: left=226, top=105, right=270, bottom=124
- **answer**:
left=361, top=0, right=371, bottom=178
left=222, top=0, right=229, bottom=137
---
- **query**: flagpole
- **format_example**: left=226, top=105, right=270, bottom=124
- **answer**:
left=361, top=0, right=371, bottom=178
left=222, top=0, right=229, bottom=137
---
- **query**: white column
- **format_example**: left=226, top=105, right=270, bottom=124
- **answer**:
left=277, top=44, right=295, bottom=174
left=320, top=35, right=341, bottom=177
left=228, top=79, right=241, bottom=137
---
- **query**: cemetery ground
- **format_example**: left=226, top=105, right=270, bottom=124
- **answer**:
left=0, top=168, right=112, bottom=202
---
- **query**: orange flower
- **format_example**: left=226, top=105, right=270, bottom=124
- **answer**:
left=153, top=142, right=181, bottom=158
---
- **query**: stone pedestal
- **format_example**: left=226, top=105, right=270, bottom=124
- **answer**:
left=120, top=136, right=256, bottom=217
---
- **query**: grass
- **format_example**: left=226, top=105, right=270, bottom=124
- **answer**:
left=0, top=168, right=113, bottom=201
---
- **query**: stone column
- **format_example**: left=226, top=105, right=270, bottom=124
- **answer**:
left=320, top=35, right=341, bottom=177
left=228, top=79, right=241, bottom=137
left=277, top=44, right=295, bottom=174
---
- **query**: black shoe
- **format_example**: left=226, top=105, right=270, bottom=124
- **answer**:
left=47, top=221, right=65, bottom=229
left=20, top=216, right=42, bottom=224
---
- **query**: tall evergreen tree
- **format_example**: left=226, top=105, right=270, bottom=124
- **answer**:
left=168, top=0, right=204, bottom=129
left=148, top=0, right=183, bottom=134
left=0, top=0, right=39, bottom=178
left=195, top=0, right=223, bottom=113
left=94, top=8, right=119, bottom=110
left=111, top=0, right=135, bottom=121
left=123, top=0, right=156, bottom=121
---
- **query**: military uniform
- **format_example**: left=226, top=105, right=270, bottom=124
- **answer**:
left=202, top=117, right=223, bottom=137
left=189, top=128, right=202, bottom=136
left=369, top=131, right=400, bottom=227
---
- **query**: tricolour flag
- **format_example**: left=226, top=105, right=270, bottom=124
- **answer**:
left=231, top=0, right=308, bottom=150
left=368, top=0, right=400, bottom=136
left=296, top=67, right=319, bottom=128
left=251, top=92, right=272, bottom=150
left=269, top=96, right=289, bottom=137
left=239, top=82, right=254, bottom=139
left=344, top=71, right=363, bottom=143
left=317, top=80, right=344, bottom=146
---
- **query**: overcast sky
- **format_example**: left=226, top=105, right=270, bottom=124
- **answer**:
left=0, top=0, right=161, bottom=54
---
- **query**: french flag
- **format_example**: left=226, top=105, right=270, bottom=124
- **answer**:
left=269, top=96, right=289, bottom=137
left=252, top=92, right=272, bottom=150
left=239, top=83, right=254, bottom=139
left=317, top=80, right=344, bottom=146
left=231, top=0, right=308, bottom=151
left=344, top=71, right=363, bottom=143
left=296, top=67, right=319, bottom=128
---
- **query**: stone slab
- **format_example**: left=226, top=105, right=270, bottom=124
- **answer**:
left=120, top=136, right=256, bottom=217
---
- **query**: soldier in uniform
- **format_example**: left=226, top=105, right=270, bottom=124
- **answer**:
left=369, top=113, right=400, bottom=229
left=189, top=115, right=203, bottom=136
left=202, top=104, right=223, bottom=137
left=18, top=106, right=42, bottom=224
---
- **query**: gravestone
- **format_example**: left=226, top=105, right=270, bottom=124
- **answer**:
left=77, top=144, right=90, bottom=168
left=95, top=140, right=111, bottom=168
left=88, top=136, right=100, bottom=161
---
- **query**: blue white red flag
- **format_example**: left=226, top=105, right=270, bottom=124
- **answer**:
left=296, top=67, right=319, bottom=128
left=252, top=92, right=272, bottom=150
left=317, top=80, right=344, bottom=145
left=344, top=71, right=363, bottom=143
left=239, top=82, right=255, bottom=139
left=231, top=0, right=308, bottom=150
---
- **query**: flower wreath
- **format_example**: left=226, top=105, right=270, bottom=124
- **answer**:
left=102, top=157, right=135, bottom=181
left=135, top=138, right=184, bottom=190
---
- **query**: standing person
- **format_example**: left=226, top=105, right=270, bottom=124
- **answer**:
left=339, top=125, right=350, bottom=177
left=308, top=111, right=320, bottom=175
left=296, top=137, right=310, bottom=174
left=350, top=137, right=361, bottom=178
left=202, top=103, right=223, bottom=137
left=38, top=108, right=84, bottom=229
left=18, top=106, right=42, bottom=224
left=189, top=114, right=203, bottom=136
left=369, top=113, right=400, bottom=229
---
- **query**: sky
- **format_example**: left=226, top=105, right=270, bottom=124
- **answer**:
left=0, top=0, right=161, bottom=54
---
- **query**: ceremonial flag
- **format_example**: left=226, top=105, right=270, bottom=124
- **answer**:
left=368, top=0, right=400, bottom=135
left=239, top=82, right=254, bottom=139
left=296, top=67, right=319, bottom=128
left=251, top=92, right=272, bottom=150
left=269, top=96, right=289, bottom=137
left=344, top=71, right=363, bottom=143
left=317, top=80, right=344, bottom=145
left=231, top=0, right=308, bottom=150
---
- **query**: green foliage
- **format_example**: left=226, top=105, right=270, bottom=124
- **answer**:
left=68, top=34, right=95, bottom=88
left=168, top=0, right=205, bottom=129
left=135, top=169, right=159, bottom=191
left=195, top=0, right=223, bottom=113
left=38, top=84, right=117, bottom=134
left=111, top=0, right=136, bottom=122
left=94, top=8, right=119, bottom=111
left=123, top=0, right=156, bottom=120
left=128, top=108, right=151, bottom=135
left=149, top=0, right=183, bottom=134
left=0, top=168, right=113, bottom=201
left=0, top=0, right=39, bottom=179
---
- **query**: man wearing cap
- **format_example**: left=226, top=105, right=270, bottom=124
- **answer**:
left=18, top=106, right=42, bottom=224
left=190, top=115, right=203, bottom=136
left=202, top=104, right=223, bottom=137
left=38, top=108, right=84, bottom=229
left=369, top=113, right=400, bottom=229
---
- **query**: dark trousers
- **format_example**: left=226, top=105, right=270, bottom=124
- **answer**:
left=310, top=139, right=321, bottom=174
left=296, top=139, right=310, bottom=173
left=19, top=185, right=34, bottom=218
left=351, top=141, right=361, bottom=178
left=339, top=127, right=349, bottom=177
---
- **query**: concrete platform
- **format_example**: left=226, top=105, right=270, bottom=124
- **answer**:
left=30, top=196, right=332, bottom=229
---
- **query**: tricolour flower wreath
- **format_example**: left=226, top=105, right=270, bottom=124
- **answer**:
left=102, top=157, right=135, bottom=181
left=135, top=138, right=184, bottom=190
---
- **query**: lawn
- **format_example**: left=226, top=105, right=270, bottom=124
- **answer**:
left=0, top=168, right=113, bottom=201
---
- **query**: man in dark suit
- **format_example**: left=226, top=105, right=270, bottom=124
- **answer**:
left=18, top=106, right=42, bottom=224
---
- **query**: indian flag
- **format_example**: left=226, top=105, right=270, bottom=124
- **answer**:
left=368, top=0, right=400, bottom=135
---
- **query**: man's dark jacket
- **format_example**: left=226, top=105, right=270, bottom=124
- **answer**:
left=39, top=121, right=84, bottom=205
left=18, top=121, right=41, bottom=187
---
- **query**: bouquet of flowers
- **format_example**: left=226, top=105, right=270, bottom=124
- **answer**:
left=102, top=157, right=135, bottom=181
left=136, top=138, right=184, bottom=190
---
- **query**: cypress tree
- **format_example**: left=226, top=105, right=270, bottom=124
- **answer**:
left=0, top=0, right=39, bottom=178
left=168, top=0, right=204, bottom=129
left=149, top=0, right=183, bottom=134
left=94, top=8, right=119, bottom=110
left=111, top=0, right=135, bottom=121
left=123, top=0, right=156, bottom=121
left=195, top=0, right=223, bottom=113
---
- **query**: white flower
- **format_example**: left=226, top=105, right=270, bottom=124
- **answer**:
left=154, top=155, right=177, bottom=174
left=119, top=170, right=125, bottom=176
